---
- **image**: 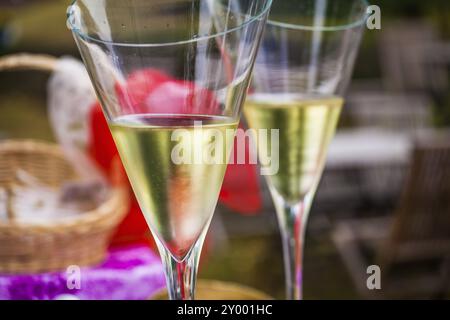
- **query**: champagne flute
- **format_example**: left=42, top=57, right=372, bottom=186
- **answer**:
left=244, top=0, right=369, bottom=300
left=67, top=0, right=271, bottom=300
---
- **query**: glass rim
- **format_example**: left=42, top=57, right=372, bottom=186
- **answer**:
left=67, top=0, right=273, bottom=47
left=267, top=0, right=371, bottom=32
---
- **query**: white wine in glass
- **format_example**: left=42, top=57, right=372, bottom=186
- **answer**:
left=110, top=114, right=238, bottom=259
left=245, top=95, right=343, bottom=203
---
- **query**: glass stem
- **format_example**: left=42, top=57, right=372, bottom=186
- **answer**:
left=273, top=192, right=314, bottom=300
left=155, top=232, right=206, bottom=300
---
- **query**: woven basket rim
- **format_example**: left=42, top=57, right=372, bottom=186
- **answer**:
left=0, top=53, right=57, bottom=73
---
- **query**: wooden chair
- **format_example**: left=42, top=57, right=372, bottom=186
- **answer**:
left=343, top=20, right=450, bottom=132
left=332, top=131, right=450, bottom=299
left=378, top=21, right=444, bottom=93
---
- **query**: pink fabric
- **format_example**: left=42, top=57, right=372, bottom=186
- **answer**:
left=0, top=245, right=165, bottom=300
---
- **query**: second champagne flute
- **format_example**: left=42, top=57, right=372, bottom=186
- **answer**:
left=244, top=0, right=369, bottom=300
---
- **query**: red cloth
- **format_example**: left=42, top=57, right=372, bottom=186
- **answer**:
left=220, top=124, right=262, bottom=214
left=88, top=69, right=262, bottom=246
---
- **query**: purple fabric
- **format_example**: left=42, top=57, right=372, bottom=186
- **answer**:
left=0, top=245, right=166, bottom=300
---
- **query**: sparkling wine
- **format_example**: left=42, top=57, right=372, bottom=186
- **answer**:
left=110, top=114, right=237, bottom=259
left=244, top=95, right=343, bottom=202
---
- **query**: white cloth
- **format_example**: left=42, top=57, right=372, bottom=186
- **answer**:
left=47, top=57, right=104, bottom=181
left=327, top=128, right=412, bottom=169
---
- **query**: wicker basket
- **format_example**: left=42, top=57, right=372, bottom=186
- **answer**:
left=0, top=54, right=129, bottom=273
left=0, top=142, right=129, bottom=274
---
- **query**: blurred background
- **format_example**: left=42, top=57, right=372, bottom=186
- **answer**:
left=1, top=0, right=450, bottom=299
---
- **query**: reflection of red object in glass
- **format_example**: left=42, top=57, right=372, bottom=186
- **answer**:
left=220, top=124, right=262, bottom=215
left=145, top=80, right=220, bottom=115
left=88, top=69, right=262, bottom=246
left=115, top=69, right=171, bottom=114
left=115, top=69, right=219, bottom=115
